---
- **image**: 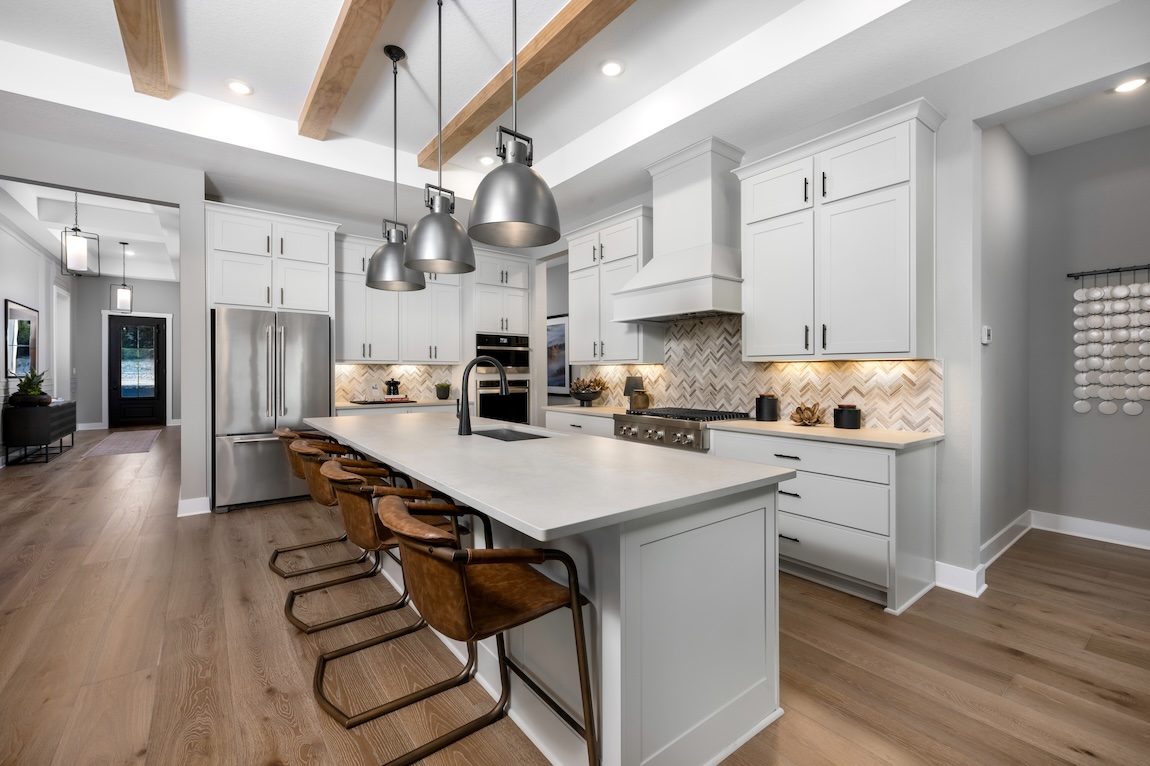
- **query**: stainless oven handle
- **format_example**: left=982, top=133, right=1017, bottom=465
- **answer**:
left=477, top=387, right=529, bottom=394
left=234, top=436, right=281, bottom=444
left=476, top=345, right=530, bottom=352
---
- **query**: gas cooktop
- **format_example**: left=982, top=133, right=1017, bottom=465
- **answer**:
left=624, top=407, right=750, bottom=422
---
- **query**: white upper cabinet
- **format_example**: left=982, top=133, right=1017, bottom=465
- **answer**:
left=474, top=251, right=531, bottom=334
left=401, top=283, right=461, bottom=364
left=335, top=270, right=399, bottom=363
left=335, top=236, right=371, bottom=275
left=735, top=100, right=941, bottom=361
left=207, top=202, right=337, bottom=315
left=564, top=207, right=663, bottom=365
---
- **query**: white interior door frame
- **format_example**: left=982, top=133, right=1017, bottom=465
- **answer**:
left=52, top=285, right=71, bottom=399
left=101, top=310, right=174, bottom=429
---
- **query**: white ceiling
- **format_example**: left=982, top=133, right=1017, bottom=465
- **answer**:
left=0, top=0, right=1147, bottom=254
left=0, top=179, right=180, bottom=281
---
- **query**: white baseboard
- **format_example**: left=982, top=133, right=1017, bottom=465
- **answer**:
left=1030, top=510, right=1150, bottom=551
left=981, top=510, right=1032, bottom=567
left=176, top=496, right=211, bottom=517
left=934, top=561, right=987, bottom=598
left=77, top=422, right=106, bottom=431
left=167, top=419, right=182, bottom=426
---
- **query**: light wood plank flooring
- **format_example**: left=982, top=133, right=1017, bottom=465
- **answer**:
left=1, top=426, right=1148, bottom=765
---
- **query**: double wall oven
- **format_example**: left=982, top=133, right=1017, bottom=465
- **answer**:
left=475, top=333, right=530, bottom=424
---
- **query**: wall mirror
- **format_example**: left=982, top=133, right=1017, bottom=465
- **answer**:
left=5, top=299, right=38, bottom=378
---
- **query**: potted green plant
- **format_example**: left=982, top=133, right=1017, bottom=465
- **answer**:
left=9, top=367, right=51, bottom=407
left=435, top=382, right=452, bottom=400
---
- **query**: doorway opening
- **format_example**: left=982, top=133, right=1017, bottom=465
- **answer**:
left=108, top=314, right=166, bottom=428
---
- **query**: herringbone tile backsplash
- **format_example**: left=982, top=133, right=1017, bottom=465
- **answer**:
left=575, top=315, right=943, bottom=433
left=335, top=364, right=452, bottom=402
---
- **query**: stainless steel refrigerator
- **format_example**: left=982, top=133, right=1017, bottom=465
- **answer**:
left=212, top=307, right=331, bottom=509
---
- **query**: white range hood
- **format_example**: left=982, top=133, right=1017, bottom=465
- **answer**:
left=612, top=137, right=745, bottom=323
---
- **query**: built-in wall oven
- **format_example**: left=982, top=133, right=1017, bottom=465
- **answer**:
left=475, top=333, right=529, bottom=374
left=477, top=379, right=530, bottom=423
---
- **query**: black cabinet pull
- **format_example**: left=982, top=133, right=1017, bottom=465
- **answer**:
left=773, top=453, right=801, bottom=461
left=822, top=172, right=827, bottom=197
left=280, top=237, right=284, bottom=255
left=570, top=423, right=582, bottom=428
left=803, top=177, right=809, bottom=202
left=779, top=534, right=801, bottom=543
left=804, top=325, right=809, bottom=350
left=266, top=235, right=270, bottom=253
left=779, top=490, right=801, bottom=498
left=822, top=324, right=828, bottom=349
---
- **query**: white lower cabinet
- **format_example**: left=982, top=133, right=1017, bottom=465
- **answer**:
left=544, top=410, right=615, bottom=438
left=710, top=429, right=935, bottom=614
left=337, top=404, right=455, bottom=417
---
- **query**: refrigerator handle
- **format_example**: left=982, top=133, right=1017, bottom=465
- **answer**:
left=265, top=325, right=274, bottom=418
left=278, top=325, right=287, bottom=417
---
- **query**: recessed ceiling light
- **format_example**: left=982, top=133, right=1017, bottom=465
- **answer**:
left=478, top=155, right=495, bottom=166
left=1115, top=78, right=1146, bottom=93
left=227, top=79, right=253, bottom=96
left=600, top=60, right=624, bottom=77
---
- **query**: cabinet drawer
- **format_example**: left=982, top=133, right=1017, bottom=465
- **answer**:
left=544, top=411, right=614, bottom=438
left=711, top=431, right=889, bottom=483
left=777, top=472, right=889, bottom=535
left=778, top=511, right=889, bottom=587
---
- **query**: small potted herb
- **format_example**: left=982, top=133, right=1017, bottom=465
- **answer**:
left=9, top=367, right=51, bottom=407
left=435, top=382, right=452, bottom=400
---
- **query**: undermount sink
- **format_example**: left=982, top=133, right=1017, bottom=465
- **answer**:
left=473, top=428, right=550, bottom=442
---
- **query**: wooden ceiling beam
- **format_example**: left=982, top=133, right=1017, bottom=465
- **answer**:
left=417, top=0, right=637, bottom=170
left=112, top=0, right=172, bottom=99
left=299, top=0, right=398, bottom=140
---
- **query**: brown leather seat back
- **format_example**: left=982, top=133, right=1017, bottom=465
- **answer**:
left=377, top=495, right=475, bottom=642
left=275, top=428, right=307, bottom=478
left=291, top=440, right=338, bottom=506
left=321, top=461, right=389, bottom=550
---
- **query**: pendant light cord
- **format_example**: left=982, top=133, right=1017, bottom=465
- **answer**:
left=512, top=0, right=517, bottom=132
left=437, top=0, right=443, bottom=192
left=122, top=243, right=127, bottom=284
left=393, top=54, right=399, bottom=223
left=73, top=191, right=79, bottom=230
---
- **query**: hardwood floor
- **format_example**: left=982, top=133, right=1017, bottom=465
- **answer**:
left=1, top=427, right=1148, bottom=765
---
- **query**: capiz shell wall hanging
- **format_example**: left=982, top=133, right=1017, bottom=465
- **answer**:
left=1070, top=264, right=1150, bottom=416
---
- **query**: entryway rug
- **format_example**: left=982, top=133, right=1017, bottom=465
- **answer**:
left=87, top=429, right=161, bottom=456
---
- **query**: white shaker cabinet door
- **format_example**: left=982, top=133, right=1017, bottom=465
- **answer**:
left=817, top=122, right=910, bottom=203
left=335, top=238, right=369, bottom=275
left=568, top=267, right=600, bottom=363
left=400, top=288, right=434, bottom=363
left=274, top=221, right=329, bottom=264
left=502, top=260, right=530, bottom=290
left=818, top=185, right=910, bottom=356
left=598, top=217, right=639, bottom=264
left=475, top=284, right=507, bottom=333
left=743, top=157, right=814, bottom=224
left=211, top=251, right=272, bottom=308
left=568, top=232, right=599, bottom=273
left=335, top=272, right=367, bottom=361
left=503, top=288, right=530, bottom=335
left=431, top=283, right=461, bottom=363
left=275, top=259, right=329, bottom=312
left=366, top=286, right=399, bottom=362
left=743, top=211, right=815, bottom=358
left=213, top=212, right=272, bottom=256
left=598, top=256, right=640, bottom=362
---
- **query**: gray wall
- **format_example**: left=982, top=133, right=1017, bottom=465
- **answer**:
left=0, top=130, right=209, bottom=506
left=72, top=277, right=182, bottom=424
left=979, top=126, right=1031, bottom=545
left=1028, top=125, right=1150, bottom=531
left=547, top=258, right=569, bottom=317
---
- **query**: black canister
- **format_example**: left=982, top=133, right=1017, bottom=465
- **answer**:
left=833, top=405, right=861, bottom=429
left=755, top=394, right=779, bottom=422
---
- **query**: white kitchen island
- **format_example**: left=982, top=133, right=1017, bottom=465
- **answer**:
left=305, top=412, right=794, bottom=766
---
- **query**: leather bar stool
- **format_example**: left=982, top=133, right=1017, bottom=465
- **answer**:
left=283, top=443, right=417, bottom=633
left=312, top=461, right=477, bottom=728
left=269, top=428, right=369, bottom=579
left=376, top=495, right=598, bottom=766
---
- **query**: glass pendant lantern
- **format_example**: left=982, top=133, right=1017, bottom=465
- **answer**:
left=110, top=241, right=133, bottom=313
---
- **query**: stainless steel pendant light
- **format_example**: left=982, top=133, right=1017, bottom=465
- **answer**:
left=60, top=191, right=100, bottom=276
left=367, top=45, right=426, bottom=291
left=467, top=0, right=560, bottom=248
left=405, top=0, right=475, bottom=274
left=110, top=241, right=133, bottom=312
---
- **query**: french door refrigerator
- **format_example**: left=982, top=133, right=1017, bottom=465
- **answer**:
left=212, top=307, right=331, bottom=509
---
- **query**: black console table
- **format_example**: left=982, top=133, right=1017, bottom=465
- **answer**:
left=2, top=400, right=77, bottom=464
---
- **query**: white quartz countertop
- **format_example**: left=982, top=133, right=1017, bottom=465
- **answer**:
left=708, top=420, right=943, bottom=449
left=335, top=399, right=454, bottom=410
left=305, top=412, right=794, bottom=541
left=542, top=404, right=627, bottom=418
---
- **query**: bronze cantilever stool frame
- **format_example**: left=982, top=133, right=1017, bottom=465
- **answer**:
left=283, top=443, right=430, bottom=634
left=312, top=463, right=480, bottom=729
left=269, top=428, right=372, bottom=579
left=375, top=495, right=598, bottom=766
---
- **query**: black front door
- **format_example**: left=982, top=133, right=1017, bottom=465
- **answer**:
left=109, top=315, right=166, bottom=428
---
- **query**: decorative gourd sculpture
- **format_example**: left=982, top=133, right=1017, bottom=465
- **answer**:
left=790, top=403, right=824, bottom=426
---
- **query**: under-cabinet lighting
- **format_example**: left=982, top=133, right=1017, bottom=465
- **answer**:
left=1115, top=78, right=1145, bottom=93
left=227, top=79, right=253, bottom=96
